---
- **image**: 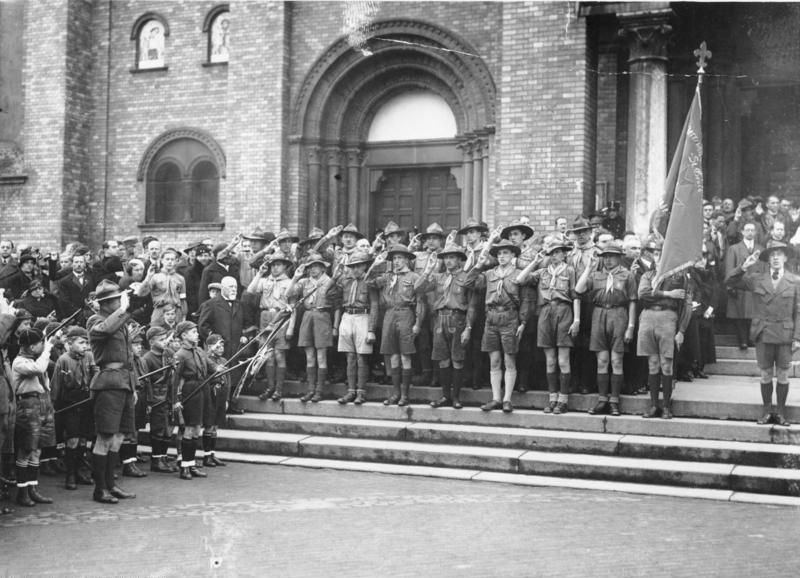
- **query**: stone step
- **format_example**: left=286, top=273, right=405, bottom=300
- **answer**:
left=225, top=414, right=800, bottom=468
left=714, top=346, right=800, bottom=362
left=234, top=397, right=800, bottom=443
left=705, top=358, right=800, bottom=377
left=203, top=430, right=800, bottom=496
left=715, top=334, right=739, bottom=347
left=137, top=446, right=800, bottom=506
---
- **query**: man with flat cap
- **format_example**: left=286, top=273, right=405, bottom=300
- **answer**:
left=85, top=279, right=137, bottom=503
left=727, top=240, right=800, bottom=426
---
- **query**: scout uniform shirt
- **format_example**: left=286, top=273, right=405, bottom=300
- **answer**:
left=289, top=273, right=337, bottom=312
left=638, top=270, right=692, bottom=334
left=337, top=271, right=379, bottom=333
left=87, top=308, right=137, bottom=393
left=141, top=348, right=174, bottom=404
left=173, top=344, right=208, bottom=401
left=368, top=265, right=426, bottom=325
left=143, top=270, right=187, bottom=321
left=581, top=265, right=638, bottom=309
left=253, top=273, right=292, bottom=313
left=476, top=264, right=526, bottom=321
left=522, top=262, right=577, bottom=311
left=51, top=350, right=96, bottom=408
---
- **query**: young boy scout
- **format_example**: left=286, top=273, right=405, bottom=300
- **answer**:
left=172, top=320, right=209, bottom=480
left=517, top=239, right=581, bottom=414
left=50, top=326, right=96, bottom=490
left=11, top=328, right=56, bottom=506
left=575, top=241, right=637, bottom=416
left=637, top=241, right=692, bottom=419
left=727, top=240, right=800, bottom=426
left=419, top=243, right=477, bottom=409
left=141, top=326, right=177, bottom=473
left=474, top=235, right=526, bottom=413
left=368, top=244, right=431, bottom=406
left=333, top=251, right=379, bottom=405
left=246, top=255, right=293, bottom=401
left=202, top=334, right=228, bottom=467
left=287, top=252, right=337, bottom=403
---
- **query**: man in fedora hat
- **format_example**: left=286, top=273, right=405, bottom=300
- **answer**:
left=85, top=280, right=138, bottom=503
left=368, top=243, right=432, bottom=406
left=418, top=243, right=478, bottom=409
left=637, top=241, right=692, bottom=419
left=473, top=232, right=528, bottom=413
left=332, top=251, right=378, bottom=405
left=246, top=255, right=294, bottom=401
left=458, top=218, right=492, bottom=391
left=568, top=216, right=600, bottom=395
left=288, top=253, right=337, bottom=403
left=727, top=240, right=800, bottom=426
left=518, top=238, right=581, bottom=414
left=724, top=221, right=763, bottom=351
left=576, top=241, right=637, bottom=416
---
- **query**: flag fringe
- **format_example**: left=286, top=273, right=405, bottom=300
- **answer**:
left=653, top=260, right=694, bottom=290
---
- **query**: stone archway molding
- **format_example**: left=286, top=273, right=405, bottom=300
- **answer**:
left=136, top=127, right=226, bottom=181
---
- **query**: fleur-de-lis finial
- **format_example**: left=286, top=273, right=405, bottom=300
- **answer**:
left=694, top=41, right=712, bottom=74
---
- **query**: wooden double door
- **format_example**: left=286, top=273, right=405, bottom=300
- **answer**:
left=372, top=167, right=461, bottom=236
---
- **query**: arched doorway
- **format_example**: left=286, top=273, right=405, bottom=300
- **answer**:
left=290, top=19, right=496, bottom=235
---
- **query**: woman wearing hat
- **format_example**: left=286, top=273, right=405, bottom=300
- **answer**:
left=727, top=240, right=800, bottom=426
left=332, top=251, right=378, bottom=405
left=367, top=244, right=432, bottom=406
left=246, top=255, right=294, bottom=402
left=15, top=279, right=60, bottom=321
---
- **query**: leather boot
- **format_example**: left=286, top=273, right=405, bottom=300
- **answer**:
left=271, top=367, right=286, bottom=401
left=208, top=437, right=225, bottom=467
left=92, top=454, right=118, bottom=504
left=15, top=467, right=34, bottom=507
left=152, top=456, right=173, bottom=473
left=398, top=369, right=412, bottom=406
left=300, top=366, right=316, bottom=402
left=39, top=459, right=57, bottom=477
left=106, top=453, right=135, bottom=499
left=384, top=367, right=401, bottom=405
left=451, top=368, right=464, bottom=409
left=64, top=447, right=77, bottom=490
left=122, top=462, right=147, bottom=478
left=76, top=447, right=94, bottom=485
left=27, top=467, right=53, bottom=504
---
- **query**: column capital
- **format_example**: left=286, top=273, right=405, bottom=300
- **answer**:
left=306, top=145, right=322, bottom=165
left=344, top=147, right=363, bottom=167
left=618, top=10, right=673, bottom=64
left=323, top=146, right=341, bottom=166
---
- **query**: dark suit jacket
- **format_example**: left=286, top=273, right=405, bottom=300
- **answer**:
left=198, top=261, right=239, bottom=305
left=724, top=241, right=763, bottom=319
left=727, top=268, right=800, bottom=344
left=57, top=272, right=96, bottom=325
left=198, top=296, right=255, bottom=359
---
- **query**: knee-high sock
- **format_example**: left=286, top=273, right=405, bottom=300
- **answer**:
left=489, top=369, right=502, bottom=401
left=316, top=368, right=327, bottom=393
left=546, top=372, right=559, bottom=394
left=390, top=367, right=401, bottom=398
left=661, top=374, right=674, bottom=406
left=596, top=373, right=610, bottom=401
left=647, top=373, right=660, bottom=406
left=356, top=357, right=370, bottom=391
left=346, top=355, right=357, bottom=390
left=275, top=367, right=286, bottom=394
left=305, top=366, right=316, bottom=392
left=776, top=382, right=789, bottom=414
left=438, top=366, right=452, bottom=399
left=451, top=368, right=463, bottom=401
left=610, top=374, right=624, bottom=403
left=400, top=368, right=412, bottom=397
left=503, top=368, right=517, bottom=402
left=181, top=439, right=196, bottom=468
left=760, top=381, right=774, bottom=410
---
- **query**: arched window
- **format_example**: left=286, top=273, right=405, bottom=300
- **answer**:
left=145, top=138, right=221, bottom=224
left=131, top=13, right=170, bottom=71
left=203, top=5, right=230, bottom=64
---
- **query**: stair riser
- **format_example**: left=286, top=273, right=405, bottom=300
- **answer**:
left=403, top=428, right=619, bottom=455
left=228, top=417, right=407, bottom=441
left=617, top=444, right=800, bottom=469
left=706, top=361, right=800, bottom=377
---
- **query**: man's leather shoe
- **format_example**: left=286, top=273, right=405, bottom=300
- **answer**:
left=543, top=401, right=557, bottom=414
left=210, top=455, right=226, bottom=467
left=774, top=413, right=791, bottom=427
left=180, top=467, right=193, bottom=480
left=109, top=485, right=135, bottom=499
left=757, top=413, right=773, bottom=425
left=642, top=406, right=661, bottom=419
left=203, top=456, right=217, bottom=468
left=123, top=463, right=147, bottom=478
left=383, top=394, right=400, bottom=406
left=609, top=402, right=621, bottom=416
left=661, top=407, right=673, bottom=420
left=16, top=487, right=35, bottom=507
left=65, top=473, right=77, bottom=490
left=502, top=401, right=513, bottom=413
left=92, top=489, right=119, bottom=504
left=481, top=400, right=502, bottom=412
left=430, top=397, right=450, bottom=408
left=28, top=485, right=53, bottom=504
left=258, top=388, right=275, bottom=401
left=310, top=391, right=323, bottom=403
left=189, top=467, right=207, bottom=478
left=397, top=396, right=410, bottom=407
left=579, top=387, right=591, bottom=395
left=76, top=469, right=93, bottom=485
left=588, top=401, right=609, bottom=415
left=226, top=406, right=245, bottom=415
left=353, top=391, right=366, bottom=405
left=452, top=398, right=463, bottom=409
left=300, top=391, right=315, bottom=403
left=338, top=391, right=357, bottom=405
left=151, top=457, right=174, bottom=473
left=553, top=402, right=568, bottom=415
left=692, top=369, right=709, bottom=379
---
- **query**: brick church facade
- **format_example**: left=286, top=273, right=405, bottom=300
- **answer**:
left=1, top=1, right=799, bottom=250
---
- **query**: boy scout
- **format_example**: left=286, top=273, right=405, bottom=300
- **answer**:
left=474, top=235, right=527, bottom=413
left=246, top=255, right=293, bottom=401
left=368, top=244, right=431, bottom=406
left=333, top=251, right=379, bottom=405
left=287, top=252, right=337, bottom=403
left=141, top=326, right=177, bottom=473
left=203, top=334, right=228, bottom=467
left=727, top=240, right=800, bottom=425
left=517, top=239, right=581, bottom=414
left=576, top=242, right=637, bottom=416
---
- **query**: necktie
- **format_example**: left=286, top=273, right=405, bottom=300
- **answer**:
left=348, top=278, right=358, bottom=305
left=772, top=270, right=780, bottom=281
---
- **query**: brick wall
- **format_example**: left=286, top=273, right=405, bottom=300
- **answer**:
left=495, top=1, right=593, bottom=233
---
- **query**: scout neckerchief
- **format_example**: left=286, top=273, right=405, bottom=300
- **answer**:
left=389, top=264, right=409, bottom=291
left=304, top=274, right=328, bottom=307
left=547, top=262, right=567, bottom=291
left=604, top=265, right=622, bottom=294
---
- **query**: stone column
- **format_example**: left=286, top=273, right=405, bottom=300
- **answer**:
left=472, top=140, right=483, bottom=221
left=619, top=9, right=673, bottom=237
left=306, top=146, right=321, bottom=230
left=345, top=147, right=362, bottom=226
left=458, top=140, right=474, bottom=219
left=480, top=137, right=490, bottom=219
left=325, top=146, right=341, bottom=229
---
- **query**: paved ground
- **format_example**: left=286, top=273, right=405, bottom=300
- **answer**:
left=2, top=463, right=799, bottom=577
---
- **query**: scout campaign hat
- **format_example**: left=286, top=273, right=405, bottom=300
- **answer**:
left=339, top=223, right=365, bottom=240
left=268, top=254, right=294, bottom=268
left=15, top=308, right=34, bottom=322
left=275, top=228, right=300, bottom=244
left=438, top=243, right=467, bottom=261
left=501, top=219, right=534, bottom=241
left=299, top=227, right=325, bottom=247
left=567, top=217, right=593, bottom=233
left=383, top=221, right=406, bottom=237
left=599, top=241, right=624, bottom=257
left=543, top=238, right=572, bottom=255
left=759, top=240, right=795, bottom=262
left=304, top=252, right=329, bottom=269
left=387, top=244, right=415, bottom=260
left=489, top=239, right=522, bottom=257
left=94, top=279, right=126, bottom=302
left=346, top=251, right=373, bottom=267
left=419, top=222, right=446, bottom=241
left=243, top=227, right=275, bottom=244
left=458, top=217, right=489, bottom=236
